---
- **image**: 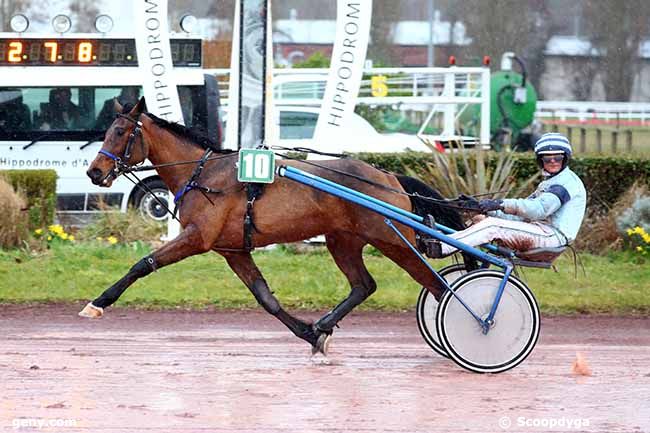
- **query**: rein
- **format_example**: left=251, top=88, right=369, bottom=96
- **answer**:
left=95, top=111, right=494, bottom=226
left=271, top=148, right=495, bottom=212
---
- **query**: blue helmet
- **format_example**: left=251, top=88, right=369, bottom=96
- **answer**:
left=534, top=132, right=572, bottom=169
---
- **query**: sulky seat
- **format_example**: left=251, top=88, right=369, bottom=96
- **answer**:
left=511, top=246, right=566, bottom=269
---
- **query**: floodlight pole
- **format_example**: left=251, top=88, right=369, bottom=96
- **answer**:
left=427, top=0, right=435, bottom=67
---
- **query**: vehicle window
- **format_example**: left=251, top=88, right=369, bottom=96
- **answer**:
left=279, top=111, right=318, bottom=139
left=94, top=86, right=141, bottom=131
left=0, top=85, right=203, bottom=141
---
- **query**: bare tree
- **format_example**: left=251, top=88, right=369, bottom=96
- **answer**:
left=368, top=0, right=400, bottom=65
left=456, top=0, right=555, bottom=89
left=582, top=0, right=650, bottom=101
left=271, top=0, right=334, bottom=19
left=208, top=0, right=236, bottom=24
left=69, top=0, right=99, bottom=32
left=1, top=0, right=32, bottom=31
left=569, top=57, right=599, bottom=100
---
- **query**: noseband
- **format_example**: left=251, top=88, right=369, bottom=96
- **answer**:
left=98, top=112, right=145, bottom=175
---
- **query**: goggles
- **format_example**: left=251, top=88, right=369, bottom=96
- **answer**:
left=541, top=155, right=564, bottom=164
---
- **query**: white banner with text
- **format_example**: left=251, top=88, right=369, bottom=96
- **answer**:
left=313, top=1, right=372, bottom=147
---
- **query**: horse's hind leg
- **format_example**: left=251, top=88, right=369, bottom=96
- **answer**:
left=373, top=241, right=446, bottom=299
left=313, top=233, right=376, bottom=335
left=221, top=252, right=328, bottom=354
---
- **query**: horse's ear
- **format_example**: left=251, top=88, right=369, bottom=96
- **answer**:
left=132, top=96, right=146, bottom=115
left=113, top=98, right=123, bottom=114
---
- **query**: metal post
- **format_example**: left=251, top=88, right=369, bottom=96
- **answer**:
left=596, top=129, right=602, bottom=153
left=427, top=0, right=434, bottom=67
left=626, top=130, right=633, bottom=153
left=443, top=70, right=455, bottom=137
left=611, top=130, right=618, bottom=154
left=480, top=68, right=491, bottom=146
left=580, top=128, right=586, bottom=153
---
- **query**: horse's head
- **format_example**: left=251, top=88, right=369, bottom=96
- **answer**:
left=87, top=97, right=148, bottom=187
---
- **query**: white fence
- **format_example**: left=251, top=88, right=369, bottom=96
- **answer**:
left=207, top=66, right=492, bottom=144
left=536, top=100, right=650, bottom=125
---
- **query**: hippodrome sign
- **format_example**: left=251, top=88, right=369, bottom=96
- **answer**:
left=313, top=1, right=373, bottom=144
left=228, top=0, right=373, bottom=152
left=134, top=0, right=184, bottom=238
left=133, top=0, right=184, bottom=124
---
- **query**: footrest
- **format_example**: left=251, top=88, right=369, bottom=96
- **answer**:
left=511, top=258, right=553, bottom=269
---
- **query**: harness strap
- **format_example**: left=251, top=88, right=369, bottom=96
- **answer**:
left=173, top=149, right=217, bottom=217
left=243, top=183, right=265, bottom=251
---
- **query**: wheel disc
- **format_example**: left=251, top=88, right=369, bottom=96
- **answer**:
left=436, top=270, right=540, bottom=373
left=139, top=188, right=170, bottom=221
left=416, top=263, right=468, bottom=358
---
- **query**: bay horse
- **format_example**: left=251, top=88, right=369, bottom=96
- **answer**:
left=81, top=97, right=472, bottom=355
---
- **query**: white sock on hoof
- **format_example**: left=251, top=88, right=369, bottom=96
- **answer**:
left=78, top=302, right=104, bottom=319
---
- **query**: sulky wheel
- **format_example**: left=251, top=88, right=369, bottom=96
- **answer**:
left=436, top=270, right=540, bottom=373
left=416, top=263, right=469, bottom=358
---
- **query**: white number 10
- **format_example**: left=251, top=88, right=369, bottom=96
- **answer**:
left=243, top=153, right=270, bottom=179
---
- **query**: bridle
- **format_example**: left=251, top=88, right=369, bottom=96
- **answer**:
left=93, top=111, right=184, bottom=221
left=98, top=112, right=146, bottom=176
left=91, top=111, right=238, bottom=224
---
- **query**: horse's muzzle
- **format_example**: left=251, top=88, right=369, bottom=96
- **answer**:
left=87, top=168, right=114, bottom=186
left=87, top=167, right=103, bottom=184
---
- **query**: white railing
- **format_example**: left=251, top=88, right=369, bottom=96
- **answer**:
left=207, top=66, right=492, bottom=144
left=536, top=100, right=650, bottom=125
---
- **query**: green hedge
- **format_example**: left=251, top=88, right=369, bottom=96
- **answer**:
left=357, top=152, right=650, bottom=210
left=0, top=170, right=57, bottom=229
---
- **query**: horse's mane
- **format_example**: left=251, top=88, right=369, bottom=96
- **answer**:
left=123, top=103, right=229, bottom=153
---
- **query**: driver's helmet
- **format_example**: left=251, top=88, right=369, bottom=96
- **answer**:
left=534, top=132, right=572, bottom=169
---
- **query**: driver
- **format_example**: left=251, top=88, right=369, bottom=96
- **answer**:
left=428, top=132, right=587, bottom=258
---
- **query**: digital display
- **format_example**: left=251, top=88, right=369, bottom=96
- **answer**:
left=0, top=38, right=202, bottom=67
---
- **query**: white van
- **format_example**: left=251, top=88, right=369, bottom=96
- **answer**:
left=0, top=33, right=222, bottom=222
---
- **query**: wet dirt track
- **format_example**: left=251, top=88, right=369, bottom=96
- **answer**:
left=1, top=305, right=649, bottom=433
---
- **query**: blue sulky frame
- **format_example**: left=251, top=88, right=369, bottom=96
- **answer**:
left=278, top=165, right=516, bottom=335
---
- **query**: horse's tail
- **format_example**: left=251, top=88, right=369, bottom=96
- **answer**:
left=395, top=174, right=478, bottom=270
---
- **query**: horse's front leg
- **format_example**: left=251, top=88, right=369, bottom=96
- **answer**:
left=78, top=224, right=210, bottom=318
left=221, top=252, right=330, bottom=355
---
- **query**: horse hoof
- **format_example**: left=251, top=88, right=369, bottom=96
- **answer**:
left=311, top=333, right=332, bottom=356
left=78, top=303, right=104, bottom=319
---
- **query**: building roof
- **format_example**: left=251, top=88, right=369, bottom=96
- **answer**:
left=545, top=35, right=650, bottom=59
left=274, top=19, right=650, bottom=60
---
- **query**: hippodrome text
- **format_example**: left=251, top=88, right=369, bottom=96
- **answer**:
left=138, top=0, right=178, bottom=120
left=326, top=2, right=364, bottom=128
left=0, top=158, right=90, bottom=169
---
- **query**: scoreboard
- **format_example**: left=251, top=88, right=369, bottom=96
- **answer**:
left=0, top=38, right=202, bottom=67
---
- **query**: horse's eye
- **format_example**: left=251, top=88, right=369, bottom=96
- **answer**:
left=115, top=127, right=125, bottom=136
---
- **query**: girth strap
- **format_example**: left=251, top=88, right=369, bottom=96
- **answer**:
left=243, top=183, right=265, bottom=251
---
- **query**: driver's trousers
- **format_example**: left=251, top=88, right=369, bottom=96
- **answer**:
left=440, top=216, right=567, bottom=256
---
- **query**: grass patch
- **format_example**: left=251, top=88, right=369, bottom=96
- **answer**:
left=0, top=243, right=648, bottom=314
left=547, top=124, right=650, bottom=155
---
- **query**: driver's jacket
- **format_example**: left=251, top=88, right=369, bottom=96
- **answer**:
left=490, top=167, right=587, bottom=244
